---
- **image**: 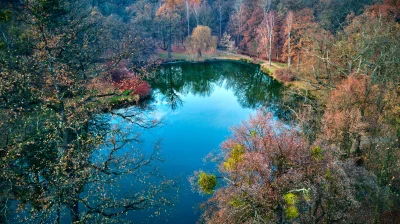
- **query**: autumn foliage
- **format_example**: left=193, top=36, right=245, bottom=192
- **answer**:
left=197, top=110, right=370, bottom=223
left=185, top=25, right=217, bottom=57
left=274, top=68, right=295, bottom=83
left=110, top=67, right=152, bottom=99
left=322, top=75, right=378, bottom=154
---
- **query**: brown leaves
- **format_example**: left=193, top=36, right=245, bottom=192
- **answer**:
left=321, top=74, right=380, bottom=156
left=201, top=110, right=313, bottom=223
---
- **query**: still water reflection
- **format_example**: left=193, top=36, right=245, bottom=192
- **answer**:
left=128, top=61, right=283, bottom=223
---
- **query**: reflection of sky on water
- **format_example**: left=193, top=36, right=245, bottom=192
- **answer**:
left=106, top=61, right=283, bottom=223
left=127, top=82, right=255, bottom=223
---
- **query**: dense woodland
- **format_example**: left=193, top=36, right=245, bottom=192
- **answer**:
left=0, top=0, right=399, bottom=223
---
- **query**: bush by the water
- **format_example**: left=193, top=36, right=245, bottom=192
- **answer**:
left=274, top=69, right=295, bottom=82
left=114, top=76, right=151, bottom=99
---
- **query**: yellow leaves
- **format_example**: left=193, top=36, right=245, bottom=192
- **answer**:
left=90, top=7, right=100, bottom=16
left=198, top=172, right=217, bottom=194
left=310, top=146, right=324, bottom=161
left=156, top=0, right=184, bottom=16
left=223, top=143, right=245, bottom=171
left=186, top=25, right=217, bottom=57
left=285, top=206, right=299, bottom=219
left=283, top=189, right=311, bottom=219
left=284, top=193, right=298, bottom=205
left=230, top=195, right=245, bottom=207
left=283, top=193, right=299, bottom=219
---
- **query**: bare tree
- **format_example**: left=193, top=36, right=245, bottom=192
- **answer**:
left=192, top=0, right=201, bottom=27
left=259, top=0, right=271, bottom=19
left=285, top=11, right=294, bottom=68
left=185, top=0, right=190, bottom=36
left=233, top=0, right=244, bottom=44
left=257, top=11, right=275, bottom=65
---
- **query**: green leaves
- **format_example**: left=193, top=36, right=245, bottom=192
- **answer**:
left=285, top=205, right=299, bottom=219
left=223, top=143, right=245, bottom=171
left=0, top=10, right=11, bottom=22
left=230, top=195, right=245, bottom=207
left=284, top=189, right=311, bottom=220
left=284, top=192, right=299, bottom=219
left=198, top=172, right=217, bottom=194
left=284, top=193, right=298, bottom=205
left=310, top=146, right=324, bottom=161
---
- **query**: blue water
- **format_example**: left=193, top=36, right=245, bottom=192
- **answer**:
left=111, top=61, right=283, bottom=223
left=5, top=61, right=283, bottom=224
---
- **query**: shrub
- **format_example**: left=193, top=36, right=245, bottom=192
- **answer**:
left=310, top=146, right=324, bottom=161
left=116, top=76, right=152, bottom=99
left=198, top=172, right=217, bottom=194
left=134, top=81, right=151, bottom=98
left=223, top=143, right=245, bottom=171
left=284, top=193, right=298, bottom=205
left=274, top=69, right=295, bottom=82
left=285, top=205, right=299, bottom=219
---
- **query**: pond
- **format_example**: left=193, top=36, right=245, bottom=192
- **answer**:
left=107, top=60, right=284, bottom=223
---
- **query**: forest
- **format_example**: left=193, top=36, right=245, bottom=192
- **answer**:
left=0, top=0, right=399, bottom=223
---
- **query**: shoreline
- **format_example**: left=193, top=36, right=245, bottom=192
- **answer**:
left=157, top=50, right=318, bottom=96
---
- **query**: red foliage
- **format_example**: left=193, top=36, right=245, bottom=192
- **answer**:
left=274, top=68, right=295, bottom=82
left=321, top=74, right=380, bottom=156
left=133, top=81, right=151, bottom=98
left=115, top=76, right=152, bottom=98
left=366, top=0, right=400, bottom=21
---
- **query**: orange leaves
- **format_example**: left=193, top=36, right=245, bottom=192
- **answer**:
left=156, top=0, right=184, bottom=16
left=186, top=25, right=217, bottom=57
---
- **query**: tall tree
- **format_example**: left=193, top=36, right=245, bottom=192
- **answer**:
left=186, top=25, right=217, bottom=57
left=284, top=10, right=293, bottom=68
left=156, top=0, right=183, bottom=58
left=0, top=0, right=174, bottom=222
left=257, top=11, right=275, bottom=65
left=191, top=0, right=202, bottom=27
left=185, top=0, right=190, bottom=36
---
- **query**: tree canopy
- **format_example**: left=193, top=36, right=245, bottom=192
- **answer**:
left=186, top=25, right=217, bottom=57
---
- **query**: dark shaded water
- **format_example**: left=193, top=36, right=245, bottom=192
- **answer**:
left=122, top=61, right=284, bottom=223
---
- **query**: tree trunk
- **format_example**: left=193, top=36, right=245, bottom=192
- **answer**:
left=70, top=198, right=80, bottom=223
left=219, top=6, right=222, bottom=39
left=168, top=16, right=172, bottom=58
left=288, top=32, right=291, bottom=68
left=186, top=0, right=190, bottom=37
left=268, top=33, right=272, bottom=66
left=278, top=204, right=284, bottom=224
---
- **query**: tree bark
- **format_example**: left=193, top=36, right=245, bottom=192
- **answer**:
left=168, top=15, right=172, bottom=58
left=70, top=197, right=80, bottom=223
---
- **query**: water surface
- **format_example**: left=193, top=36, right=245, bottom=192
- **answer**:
left=121, top=61, right=283, bottom=223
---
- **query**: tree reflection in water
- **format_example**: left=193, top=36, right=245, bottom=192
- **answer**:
left=148, top=60, right=284, bottom=115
